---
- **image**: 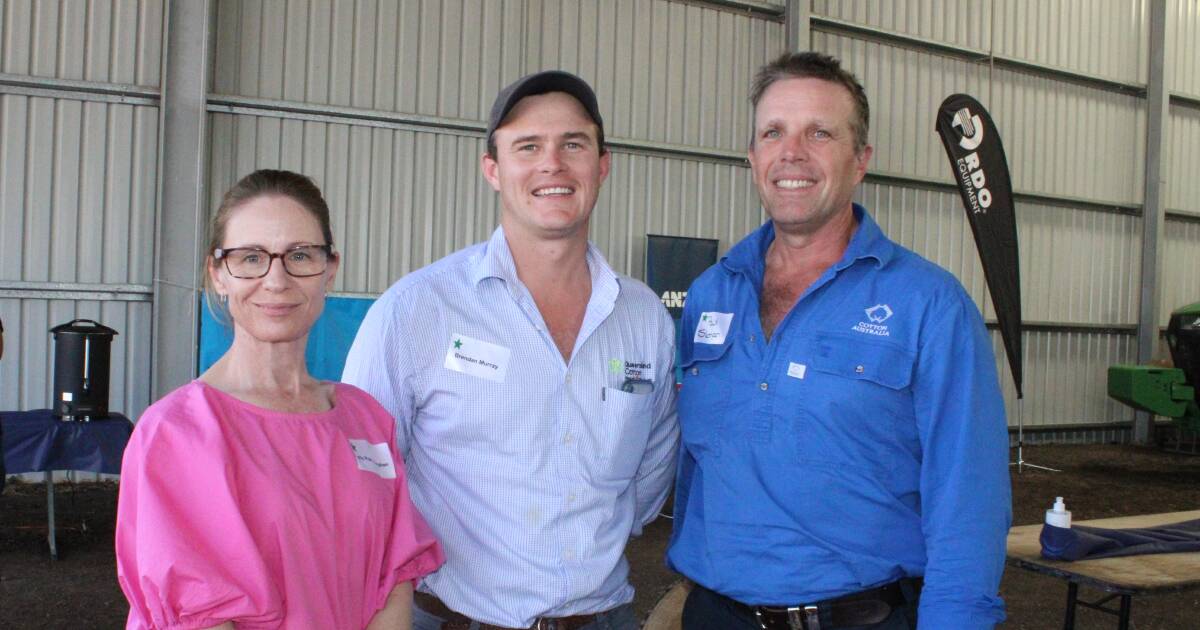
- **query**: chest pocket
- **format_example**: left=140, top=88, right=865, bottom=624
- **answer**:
left=678, top=339, right=735, bottom=457
left=598, top=387, right=655, bottom=481
left=808, top=332, right=915, bottom=390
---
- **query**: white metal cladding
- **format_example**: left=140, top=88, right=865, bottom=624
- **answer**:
left=993, top=0, right=1147, bottom=85
left=1168, top=0, right=1200, bottom=95
left=814, top=30, right=1144, bottom=206
left=1160, top=219, right=1200, bottom=315
left=0, top=0, right=163, bottom=86
left=209, top=0, right=782, bottom=153
left=996, top=329, right=1138, bottom=427
left=1166, top=104, right=1200, bottom=211
left=208, top=112, right=762, bottom=292
left=857, top=182, right=1141, bottom=326
left=811, top=0, right=1147, bottom=85
left=810, top=0, right=993, bottom=51
left=990, top=65, right=1144, bottom=206
left=0, top=95, right=159, bottom=285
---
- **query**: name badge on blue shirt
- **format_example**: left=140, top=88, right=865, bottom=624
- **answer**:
left=694, top=312, right=734, bottom=345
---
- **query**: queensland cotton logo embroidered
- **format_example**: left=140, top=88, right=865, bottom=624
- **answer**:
left=852, top=304, right=893, bottom=337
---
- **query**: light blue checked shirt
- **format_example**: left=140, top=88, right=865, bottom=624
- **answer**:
left=342, top=226, right=679, bottom=628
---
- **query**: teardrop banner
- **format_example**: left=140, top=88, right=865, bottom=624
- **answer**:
left=936, top=94, right=1023, bottom=398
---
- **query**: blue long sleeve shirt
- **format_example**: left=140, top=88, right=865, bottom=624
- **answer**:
left=666, top=205, right=1011, bottom=629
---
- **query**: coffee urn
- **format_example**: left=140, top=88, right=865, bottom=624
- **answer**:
left=50, top=319, right=118, bottom=421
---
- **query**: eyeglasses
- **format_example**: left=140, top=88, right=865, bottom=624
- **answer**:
left=213, top=244, right=334, bottom=279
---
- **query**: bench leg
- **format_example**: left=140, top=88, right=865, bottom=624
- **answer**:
left=46, top=472, right=58, bottom=560
left=1063, top=582, right=1078, bottom=630
left=1118, top=594, right=1132, bottom=630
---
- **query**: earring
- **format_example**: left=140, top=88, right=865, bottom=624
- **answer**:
left=220, top=294, right=228, bottom=304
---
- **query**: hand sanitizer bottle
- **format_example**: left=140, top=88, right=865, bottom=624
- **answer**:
left=1045, top=496, right=1072, bottom=528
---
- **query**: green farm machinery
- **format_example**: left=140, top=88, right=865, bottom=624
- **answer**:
left=1108, top=302, right=1200, bottom=434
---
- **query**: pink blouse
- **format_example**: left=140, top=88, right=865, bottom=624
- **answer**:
left=116, top=381, right=444, bottom=629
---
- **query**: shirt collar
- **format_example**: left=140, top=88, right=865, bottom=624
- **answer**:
left=720, top=203, right=895, bottom=279
left=470, top=226, right=621, bottom=304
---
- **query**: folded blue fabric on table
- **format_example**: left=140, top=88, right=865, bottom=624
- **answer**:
left=1040, top=519, right=1200, bottom=561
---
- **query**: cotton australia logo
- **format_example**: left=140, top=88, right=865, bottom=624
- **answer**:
left=852, top=304, right=893, bottom=336
left=951, top=106, right=992, bottom=214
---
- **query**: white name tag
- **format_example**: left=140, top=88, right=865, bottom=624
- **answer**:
left=347, top=439, right=396, bottom=479
left=787, top=362, right=807, bottom=380
left=694, top=312, right=734, bottom=345
left=444, top=334, right=511, bottom=383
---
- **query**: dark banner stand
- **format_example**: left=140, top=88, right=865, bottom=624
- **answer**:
left=645, top=234, right=720, bottom=322
left=936, top=94, right=1056, bottom=473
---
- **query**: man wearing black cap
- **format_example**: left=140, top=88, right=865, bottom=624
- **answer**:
left=344, top=71, right=679, bottom=630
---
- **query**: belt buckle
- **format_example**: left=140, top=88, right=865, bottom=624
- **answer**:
left=792, top=605, right=820, bottom=630
left=533, top=620, right=552, bottom=630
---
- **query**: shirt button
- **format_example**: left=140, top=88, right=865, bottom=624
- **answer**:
left=690, top=367, right=699, bottom=376
left=760, top=382, right=769, bottom=391
left=749, top=334, right=755, bottom=342
left=568, top=492, right=577, bottom=502
left=563, top=548, right=576, bottom=560
left=563, top=433, right=574, bottom=444
left=856, top=365, right=865, bottom=374
left=565, top=374, right=572, bottom=384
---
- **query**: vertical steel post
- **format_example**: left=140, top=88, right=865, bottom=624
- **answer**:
left=1135, top=0, right=1169, bottom=444
left=152, top=0, right=212, bottom=398
left=786, top=0, right=811, bottom=52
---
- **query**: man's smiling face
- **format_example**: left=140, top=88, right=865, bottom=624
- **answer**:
left=748, top=77, right=872, bottom=236
left=482, top=91, right=610, bottom=242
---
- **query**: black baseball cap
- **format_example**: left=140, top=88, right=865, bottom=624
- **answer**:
left=486, top=70, right=605, bottom=152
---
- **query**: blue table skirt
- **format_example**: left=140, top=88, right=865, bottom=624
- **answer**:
left=1, top=409, right=133, bottom=475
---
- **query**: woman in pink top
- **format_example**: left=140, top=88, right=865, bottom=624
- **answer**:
left=116, top=170, right=444, bottom=629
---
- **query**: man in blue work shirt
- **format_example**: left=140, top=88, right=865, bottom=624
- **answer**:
left=344, top=71, right=678, bottom=630
left=666, top=52, right=1011, bottom=630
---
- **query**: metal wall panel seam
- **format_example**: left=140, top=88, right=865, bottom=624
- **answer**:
left=0, top=290, right=151, bottom=301
left=207, top=94, right=749, bottom=164
left=810, top=15, right=1147, bottom=97
left=1171, top=92, right=1200, bottom=109
left=0, top=281, right=152, bottom=294
left=678, top=0, right=785, bottom=18
left=0, top=73, right=160, bottom=100
left=865, top=169, right=1142, bottom=216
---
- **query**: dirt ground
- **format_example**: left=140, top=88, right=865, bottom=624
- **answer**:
left=2, top=444, right=1199, bottom=629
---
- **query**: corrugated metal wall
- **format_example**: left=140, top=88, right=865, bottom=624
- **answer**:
left=1, top=0, right=164, bottom=480
left=3, top=0, right=1199, bottom=467
left=809, top=0, right=1200, bottom=431
left=1163, top=0, right=1200, bottom=319
left=206, top=0, right=777, bottom=297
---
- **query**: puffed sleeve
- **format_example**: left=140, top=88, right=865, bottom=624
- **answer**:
left=373, top=436, right=445, bottom=609
left=116, top=402, right=283, bottom=630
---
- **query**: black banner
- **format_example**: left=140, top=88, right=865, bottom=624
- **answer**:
left=646, top=235, right=719, bottom=319
left=936, top=94, right=1024, bottom=398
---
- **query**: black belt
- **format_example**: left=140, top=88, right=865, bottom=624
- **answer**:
left=414, top=591, right=601, bottom=630
left=715, top=578, right=921, bottom=630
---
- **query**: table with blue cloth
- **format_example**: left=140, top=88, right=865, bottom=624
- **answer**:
left=1007, top=510, right=1200, bottom=630
left=1, top=409, right=133, bottom=559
